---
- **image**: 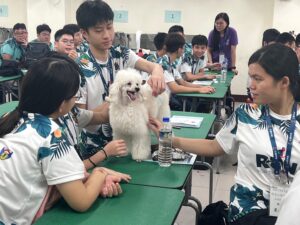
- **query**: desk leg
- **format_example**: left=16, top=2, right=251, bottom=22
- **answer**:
left=182, top=98, right=186, bottom=112
left=183, top=173, right=202, bottom=225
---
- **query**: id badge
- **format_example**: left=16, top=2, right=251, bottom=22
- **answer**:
left=269, top=185, right=289, bottom=217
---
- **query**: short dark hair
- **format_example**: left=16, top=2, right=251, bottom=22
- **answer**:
left=248, top=43, right=299, bottom=99
left=63, top=24, right=80, bottom=34
left=154, top=32, right=167, bottom=51
left=165, top=33, right=185, bottom=53
left=276, top=32, right=295, bottom=46
left=13, top=23, right=26, bottom=31
left=168, top=25, right=184, bottom=34
left=262, top=28, right=280, bottom=46
left=54, top=29, right=74, bottom=41
left=36, top=24, right=51, bottom=34
left=76, top=0, right=114, bottom=30
left=192, top=35, right=208, bottom=47
left=296, top=33, right=300, bottom=47
left=0, top=54, right=80, bottom=138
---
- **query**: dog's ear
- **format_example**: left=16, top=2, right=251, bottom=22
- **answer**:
left=108, top=81, right=121, bottom=103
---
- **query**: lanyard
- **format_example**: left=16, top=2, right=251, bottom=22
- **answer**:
left=265, top=102, right=297, bottom=181
left=88, top=49, right=114, bottom=95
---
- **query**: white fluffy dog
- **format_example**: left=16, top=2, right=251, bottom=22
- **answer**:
left=106, top=68, right=170, bottom=161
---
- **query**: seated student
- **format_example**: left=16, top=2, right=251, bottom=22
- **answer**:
left=181, top=35, right=220, bottom=82
left=158, top=33, right=215, bottom=110
left=75, top=0, right=165, bottom=158
left=54, top=28, right=78, bottom=60
left=150, top=43, right=300, bottom=225
left=0, top=23, right=28, bottom=61
left=262, top=28, right=280, bottom=46
left=31, top=23, right=54, bottom=50
left=146, top=32, right=167, bottom=63
left=0, top=56, right=129, bottom=224
left=168, top=25, right=192, bottom=55
left=276, top=32, right=296, bottom=50
left=63, top=24, right=83, bottom=50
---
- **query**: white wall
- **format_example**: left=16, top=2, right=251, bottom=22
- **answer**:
left=2, top=0, right=297, bottom=95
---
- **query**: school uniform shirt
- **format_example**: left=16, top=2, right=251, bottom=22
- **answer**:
left=216, top=103, right=300, bottom=222
left=0, top=113, right=84, bottom=225
left=76, top=45, right=139, bottom=159
left=181, top=52, right=207, bottom=75
left=56, top=107, right=93, bottom=159
left=157, top=55, right=182, bottom=95
left=0, top=38, right=25, bottom=61
left=208, top=27, right=238, bottom=69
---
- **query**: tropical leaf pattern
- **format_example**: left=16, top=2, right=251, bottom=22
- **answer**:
left=146, top=53, right=158, bottom=63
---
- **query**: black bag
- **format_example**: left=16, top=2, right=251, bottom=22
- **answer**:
left=198, top=201, right=228, bottom=225
left=22, top=42, right=51, bottom=69
left=0, top=59, right=21, bottom=77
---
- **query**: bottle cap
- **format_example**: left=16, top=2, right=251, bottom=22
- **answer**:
left=162, top=117, right=170, bottom=122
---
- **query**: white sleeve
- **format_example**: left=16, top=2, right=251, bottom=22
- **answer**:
left=180, top=62, right=192, bottom=73
left=41, top=130, right=85, bottom=185
left=276, top=171, right=300, bottom=225
left=127, top=49, right=140, bottom=67
left=164, top=70, right=175, bottom=84
left=77, top=108, right=93, bottom=128
left=215, top=112, right=239, bottom=155
left=76, top=84, right=87, bottom=105
left=174, top=70, right=182, bottom=80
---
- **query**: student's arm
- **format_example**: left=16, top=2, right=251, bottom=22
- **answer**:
left=87, top=102, right=110, bottom=125
left=231, top=45, right=238, bottom=75
left=183, top=72, right=215, bottom=81
left=56, top=168, right=108, bottom=212
left=135, top=58, right=165, bottom=96
left=168, top=80, right=215, bottom=94
left=176, top=79, right=215, bottom=93
left=207, top=47, right=213, bottom=64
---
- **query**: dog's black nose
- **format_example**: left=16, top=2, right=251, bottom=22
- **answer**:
left=135, top=87, right=140, bottom=92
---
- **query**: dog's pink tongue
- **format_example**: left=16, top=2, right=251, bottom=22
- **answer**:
left=127, top=92, right=137, bottom=101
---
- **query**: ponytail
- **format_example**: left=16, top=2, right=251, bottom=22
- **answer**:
left=0, top=108, right=22, bottom=138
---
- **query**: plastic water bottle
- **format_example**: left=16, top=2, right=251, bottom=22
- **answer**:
left=220, top=57, right=228, bottom=83
left=158, top=117, right=173, bottom=167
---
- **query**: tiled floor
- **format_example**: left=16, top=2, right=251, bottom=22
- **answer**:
left=175, top=153, right=237, bottom=225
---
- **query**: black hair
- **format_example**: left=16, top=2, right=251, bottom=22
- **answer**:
left=63, top=24, right=80, bottom=34
left=262, top=28, right=280, bottom=46
left=0, top=53, right=80, bottom=138
left=192, top=35, right=208, bottom=47
left=248, top=43, right=299, bottom=99
left=13, top=23, right=26, bottom=31
left=212, top=12, right=229, bottom=52
left=296, top=33, right=300, bottom=47
left=54, top=29, right=74, bottom=41
left=36, top=24, right=51, bottom=34
left=154, top=32, right=167, bottom=50
left=276, top=32, right=295, bottom=46
left=76, top=0, right=114, bottom=30
left=168, top=25, right=184, bottom=34
left=165, top=33, right=185, bottom=53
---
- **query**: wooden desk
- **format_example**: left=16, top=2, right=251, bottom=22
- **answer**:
left=0, top=101, right=18, bottom=117
left=34, top=184, right=184, bottom=225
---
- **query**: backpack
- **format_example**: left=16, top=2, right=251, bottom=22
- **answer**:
left=22, top=42, right=51, bottom=69
left=0, top=59, right=21, bottom=77
left=198, top=201, right=228, bottom=225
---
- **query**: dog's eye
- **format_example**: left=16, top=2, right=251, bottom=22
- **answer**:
left=127, top=82, right=132, bottom=86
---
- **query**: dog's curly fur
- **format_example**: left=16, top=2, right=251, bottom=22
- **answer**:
left=106, top=68, right=170, bottom=161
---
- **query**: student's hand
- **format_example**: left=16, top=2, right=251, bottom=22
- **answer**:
left=198, top=86, right=215, bottom=94
left=68, top=50, right=78, bottom=60
left=147, top=74, right=166, bottom=96
left=100, top=175, right=123, bottom=198
left=232, top=68, right=238, bottom=75
left=103, top=168, right=131, bottom=183
left=148, top=117, right=163, bottom=138
left=211, top=62, right=221, bottom=70
left=205, top=75, right=216, bottom=80
left=104, top=139, right=128, bottom=157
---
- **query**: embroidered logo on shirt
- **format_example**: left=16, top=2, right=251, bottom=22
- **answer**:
left=0, top=147, right=13, bottom=160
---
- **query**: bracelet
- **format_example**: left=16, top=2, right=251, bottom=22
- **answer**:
left=102, top=149, right=108, bottom=160
left=88, top=157, right=97, bottom=168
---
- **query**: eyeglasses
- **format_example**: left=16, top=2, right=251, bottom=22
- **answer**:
left=14, top=31, right=27, bottom=36
left=61, top=39, right=74, bottom=45
left=73, top=92, right=82, bottom=100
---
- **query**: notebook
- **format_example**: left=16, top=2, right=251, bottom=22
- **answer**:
left=192, top=80, right=213, bottom=86
left=170, top=115, right=203, bottom=128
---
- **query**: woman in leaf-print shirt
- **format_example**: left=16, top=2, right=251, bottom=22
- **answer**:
left=0, top=55, right=124, bottom=225
left=150, top=44, right=300, bottom=225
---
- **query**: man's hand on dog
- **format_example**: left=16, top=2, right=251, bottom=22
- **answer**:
left=147, top=74, right=166, bottom=96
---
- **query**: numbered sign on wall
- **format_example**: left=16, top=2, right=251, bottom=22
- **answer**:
left=165, top=10, right=181, bottom=23
left=114, top=10, right=128, bottom=23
